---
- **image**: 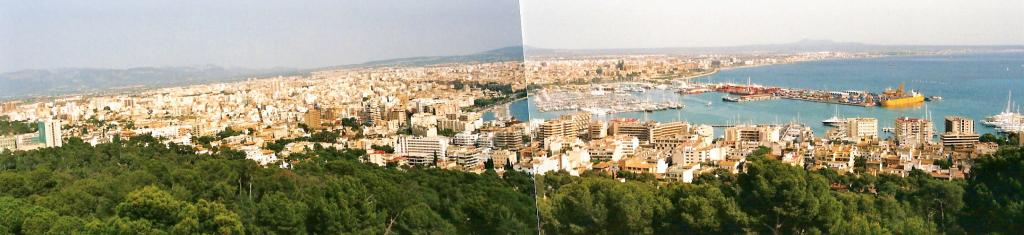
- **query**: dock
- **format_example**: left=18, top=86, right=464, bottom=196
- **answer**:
left=695, top=82, right=886, bottom=107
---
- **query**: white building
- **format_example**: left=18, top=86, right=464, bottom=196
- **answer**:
left=396, top=135, right=449, bottom=165
left=846, top=118, right=878, bottom=143
left=40, top=119, right=62, bottom=148
left=449, top=147, right=484, bottom=169
left=453, top=132, right=479, bottom=147
left=242, top=146, right=279, bottom=166
left=666, top=163, right=702, bottom=183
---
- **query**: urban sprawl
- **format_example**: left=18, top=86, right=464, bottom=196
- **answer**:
left=3, top=51, right=1022, bottom=184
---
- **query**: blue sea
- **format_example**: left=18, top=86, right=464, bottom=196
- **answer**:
left=514, top=52, right=1024, bottom=135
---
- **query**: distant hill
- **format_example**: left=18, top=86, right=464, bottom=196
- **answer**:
left=524, top=39, right=1024, bottom=57
left=0, top=66, right=299, bottom=100
left=321, top=46, right=525, bottom=70
left=0, top=47, right=526, bottom=100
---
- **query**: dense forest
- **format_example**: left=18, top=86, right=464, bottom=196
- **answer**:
left=537, top=147, right=1024, bottom=234
left=0, top=136, right=538, bottom=234
left=1, top=136, right=1023, bottom=234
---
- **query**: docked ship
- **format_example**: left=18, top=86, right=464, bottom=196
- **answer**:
left=821, top=105, right=845, bottom=127
left=983, top=91, right=1024, bottom=133
left=880, top=83, right=925, bottom=107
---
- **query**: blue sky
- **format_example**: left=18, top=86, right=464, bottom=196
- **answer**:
left=0, top=0, right=524, bottom=73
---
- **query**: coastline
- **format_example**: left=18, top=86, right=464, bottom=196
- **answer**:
left=655, top=68, right=720, bottom=81
left=676, top=61, right=802, bottom=81
left=481, top=96, right=528, bottom=113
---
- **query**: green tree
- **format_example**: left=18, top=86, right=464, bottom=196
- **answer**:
left=736, top=157, right=839, bottom=235
left=255, top=192, right=307, bottom=234
left=438, top=128, right=457, bottom=137
left=670, top=184, right=749, bottom=233
left=370, top=144, right=395, bottom=153
left=115, top=186, right=185, bottom=227
left=961, top=148, right=1024, bottom=234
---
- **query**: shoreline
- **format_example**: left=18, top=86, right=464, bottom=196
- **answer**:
left=480, top=96, right=528, bottom=113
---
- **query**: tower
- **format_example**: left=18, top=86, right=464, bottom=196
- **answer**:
left=37, top=119, right=62, bottom=147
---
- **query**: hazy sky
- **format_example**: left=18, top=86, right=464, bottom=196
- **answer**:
left=0, top=0, right=524, bottom=73
left=520, top=0, right=1024, bottom=49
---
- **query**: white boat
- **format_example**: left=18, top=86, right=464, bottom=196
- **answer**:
left=984, top=91, right=1024, bottom=129
left=581, top=107, right=611, bottom=116
left=822, top=105, right=845, bottom=127
left=997, top=124, right=1024, bottom=133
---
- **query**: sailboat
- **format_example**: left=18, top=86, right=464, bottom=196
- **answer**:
left=983, top=90, right=1022, bottom=127
left=821, top=105, right=844, bottom=127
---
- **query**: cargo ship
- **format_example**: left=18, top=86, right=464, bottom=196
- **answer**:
left=880, top=83, right=925, bottom=107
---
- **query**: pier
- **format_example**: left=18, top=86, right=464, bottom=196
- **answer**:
left=679, top=81, right=929, bottom=107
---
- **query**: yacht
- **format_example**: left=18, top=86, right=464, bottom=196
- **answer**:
left=821, top=105, right=845, bottom=127
left=983, top=91, right=1024, bottom=128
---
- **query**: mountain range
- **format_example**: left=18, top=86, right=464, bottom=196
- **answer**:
left=0, top=66, right=301, bottom=100
left=523, top=39, right=1024, bottom=57
left=0, top=47, right=526, bottom=100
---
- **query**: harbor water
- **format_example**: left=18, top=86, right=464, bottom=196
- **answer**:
left=516, top=52, right=1024, bottom=135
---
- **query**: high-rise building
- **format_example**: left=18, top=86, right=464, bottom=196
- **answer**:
left=724, top=124, right=779, bottom=145
left=304, top=108, right=323, bottom=130
left=364, top=102, right=385, bottom=125
left=396, top=135, right=449, bottom=165
left=650, top=121, right=690, bottom=141
left=944, top=116, right=975, bottom=134
left=538, top=119, right=575, bottom=141
left=0, top=102, right=16, bottom=113
left=491, top=150, right=517, bottom=169
left=453, top=132, right=479, bottom=146
left=846, top=118, right=878, bottom=143
left=449, top=147, right=483, bottom=169
left=894, top=117, right=933, bottom=147
left=38, top=119, right=62, bottom=148
left=588, top=121, right=608, bottom=140
left=386, top=109, right=408, bottom=127
left=561, top=112, right=592, bottom=135
left=609, top=118, right=650, bottom=143
left=0, top=135, right=16, bottom=151
left=941, top=116, right=979, bottom=150
left=493, top=127, right=523, bottom=151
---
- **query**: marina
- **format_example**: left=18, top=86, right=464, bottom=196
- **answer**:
left=522, top=53, right=1024, bottom=135
left=532, top=84, right=684, bottom=115
left=983, top=91, right=1024, bottom=133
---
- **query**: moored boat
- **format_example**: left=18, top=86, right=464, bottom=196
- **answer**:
left=821, top=105, right=845, bottom=126
left=985, top=91, right=1024, bottom=131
